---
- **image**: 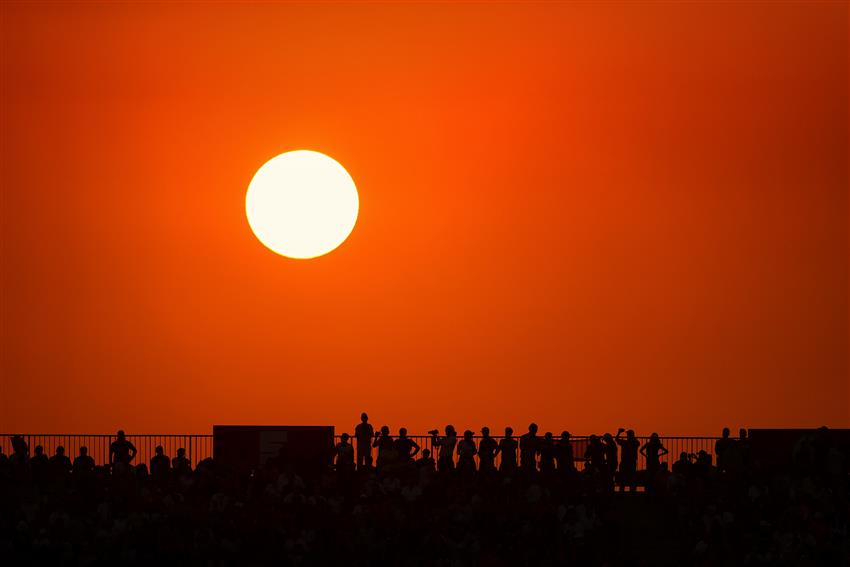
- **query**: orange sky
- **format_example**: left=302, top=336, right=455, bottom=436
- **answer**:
left=1, top=2, right=848, bottom=436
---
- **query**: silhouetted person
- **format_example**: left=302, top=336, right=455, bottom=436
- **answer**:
left=539, top=432, right=556, bottom=474
left=478, top=427, right=498, bottom=473
left=150, top=445, right=171, bottom=480
left=715, top=427, right=733, bottom=473
left=354, top=412, right=374, bottom=469
left=335, top=433, right=355, bottom=473
left=30, top=444, right=49, bottom=486
left=373, top=425, right=395, bottom=470
left=49, top=445, right=72, bottom=480
left=394, top=428, right=420, bottom=464
left=641, top=433, right=668, bottom=484
left=8, top=436, right=29, bottom=480
left=457, top=430, right=477, bottom=474
left=602, top=433, right=618, bottom=487
left=556, top=431, right=575, bottom=473
left=616, top=428, right=640, bottom=491
left=672, top=451, right=692, bottom=476
left=416, top=448, right=435, bottom=473
left=584, top=435, right=605, bottom=472
left=520, top=423, right=539, bottom=472
left=109, top=430, right=137, bottom=466
left=73, top=446, right=95, bottom=476
left=172, top=447, right=191, bottom=475
left=496, top=427, right=518, bottom=473
left=0, top=444, right=9, bottom=477
left=431, top=425, right=457, bottom=472
left=694, top=450, right=712, bottom=477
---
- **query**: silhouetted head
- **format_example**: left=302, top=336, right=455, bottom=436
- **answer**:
left=422, top=449, right=431, bottom=458
left=739, top=428, right=747, bottom=439
left=399, top=427, right=408, bottom=438
left=561, top=431, right=570, bottom=440
left=341, top=433, right=350, bottom=443
left=361, top=412, right=368, bottom=423
left=117, top=430, right=126, bottom=440
left=722, top=427, right=730, bottom=438
left=627, top=429, right=635, bottom=439
left=56, top=446, right=65, bottom=456
left=505, top=426, right=513, bottom=437
left=650, top=432, right=659, bottom=441
left=679, top=451, right=688, bottom=461
left=544, top=432, right=553, bottom=441
left=35, top=445, right=44, bottom=456
left=589, top=434, right=598, bottom=443
left=445, top=425, right=456, bottom=436
left=381, top=425, right=390, bottom=436
left=79, top=446, right=88, bottom=456
left=528, top=423, right=538, bottom=434
left=463, top=430, right=473, bottom=440
left=177, top=448, right=185, bottom=457
left=155, top=445, right=164, bottom=455
left=603, top=433, right=613, bottom=442
left=481, top=426, right=490, bottom=436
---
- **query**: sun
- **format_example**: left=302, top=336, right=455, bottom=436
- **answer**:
left=245, top=150, right=359, bottom=259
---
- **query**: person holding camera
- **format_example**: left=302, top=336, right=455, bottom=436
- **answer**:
left=373, top=425, right=395, bottom=470
left=429, top=425, right=457, bottom=472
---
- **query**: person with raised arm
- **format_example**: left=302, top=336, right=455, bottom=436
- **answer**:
left=616, top=428, right=640, bottom=491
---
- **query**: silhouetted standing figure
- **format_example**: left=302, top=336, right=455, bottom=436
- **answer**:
left=539, top=432, right=556, bottom=474
left=603, top=433, right=618, bottom=488
left=457, top=430, right=477, bottom=475
left=9, top=436, right=29, bottom=480
left=616, top=428, right=640, bottom=491
left=520, top=423, right=539, bottom=472
left=556, top=431, right=575, bottom=473
left=172, top=448, right=191, bottom=476
left=354, top=412, right=374, bottom=470
left=73, top=446, right=95, bottom=477
left=640, top=432, right=668, bottom=488
left=431, top=425, right=457, bottom=472
left=715, top=427, right=733, bottom=473
left=150, top=445, right=171, bottom=480
left=30, top=445, right=49, bottom=487
left=478, top=427, right=498, bottom=474
left=49, top=446, right=72, bottom=481
left=584, top=435, right=605, bottom=473
left=109, top=430, right=137, bottom=467
left=394, top=428, right=421, bottom=464
left=335, top=433, right=355, bottom=473
left=373, top=426, right=395, bottom=470
left=496, top=427, right=518, bottom=473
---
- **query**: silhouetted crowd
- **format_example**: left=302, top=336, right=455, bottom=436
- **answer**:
left=1, top=420, right=847, bottom=566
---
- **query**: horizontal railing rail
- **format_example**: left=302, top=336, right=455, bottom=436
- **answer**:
left=0, top=434, right=214, bottom=469
left=2, top=432, right=722, bottom=472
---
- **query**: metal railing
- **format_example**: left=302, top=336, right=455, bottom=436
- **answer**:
left=346, top=435, right=719, bottom=471
left=1, top=433, right=718, bottom=471
left=0, top=434, right=214, bottom=468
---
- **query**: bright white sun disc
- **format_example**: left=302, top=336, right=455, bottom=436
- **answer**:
left=245, top=150, right=359, bottom=259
